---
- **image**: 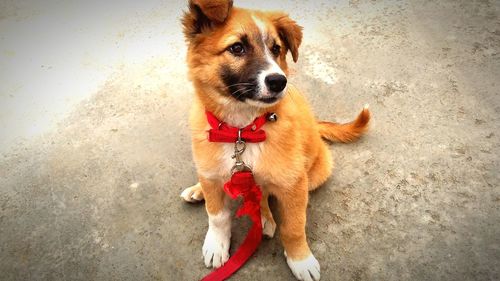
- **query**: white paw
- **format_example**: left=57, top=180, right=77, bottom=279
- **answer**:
left=261, top=216, right=276, bottom=238
left=285, top=252, right=321, bottom=281
left=202, top=210, right=231, bottom=268
left=202, top=227, right=230, bottom=268
left=180, top=183, right=204, bottom=203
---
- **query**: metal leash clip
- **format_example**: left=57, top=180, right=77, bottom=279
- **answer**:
left=231, top=129, right=252, bottom=174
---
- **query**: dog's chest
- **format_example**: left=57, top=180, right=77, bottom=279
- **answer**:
left=196, top=141, right=264, bottom=181
left=220, top=142, right=263, bottom=175
left=195, top=109, right=271, bottom=180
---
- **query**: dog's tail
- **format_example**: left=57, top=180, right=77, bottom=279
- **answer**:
left=317, top=104, right=371, bottom=143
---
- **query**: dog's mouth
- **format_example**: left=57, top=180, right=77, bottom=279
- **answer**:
left=258, top=96, right=278, bottom=103
left=225, top=81, right=284, bottom=107
left=256, top=90, right=284, bottom=104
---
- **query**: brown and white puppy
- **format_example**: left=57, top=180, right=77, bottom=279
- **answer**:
left=180, top=1, right=370, bottom=280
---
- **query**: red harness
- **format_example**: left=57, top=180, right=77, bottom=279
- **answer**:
left=201, top=111, right=271, bottom=281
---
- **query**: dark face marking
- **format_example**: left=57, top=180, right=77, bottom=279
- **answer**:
left=219, top=32, right=273, bottom=102
left=220, top=58, right=265, bottom=101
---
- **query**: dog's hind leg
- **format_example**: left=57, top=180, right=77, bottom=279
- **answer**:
left=180, top=182, right=205, bottom=202
left=308, top=144, right=333, bottom=191
left=260, top=191, right=277, bottom=238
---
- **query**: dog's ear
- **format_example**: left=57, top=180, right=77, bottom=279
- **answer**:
left=270, top=13, right=303, bottom=62
left=193, top=0, right=233, bottom=23
left=182, top=0, right=233, bottom=40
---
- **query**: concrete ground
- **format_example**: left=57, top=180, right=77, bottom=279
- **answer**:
left=1, top=0, right=499, bottom=280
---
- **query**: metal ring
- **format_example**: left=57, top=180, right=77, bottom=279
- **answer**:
left=234, top=140, right=246, bottom=154
left=231, top=163, right=252, bottom=174
left=237, top=128, right=242, bottom=141
left=218, top=122, right=223, bottom=130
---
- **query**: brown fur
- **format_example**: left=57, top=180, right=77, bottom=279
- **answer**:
left=182, top=0, right=370, bottom=266
left=318, top=107, right=371, bottom=143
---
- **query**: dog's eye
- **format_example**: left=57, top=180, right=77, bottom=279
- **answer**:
left=228, top=43, right=245, bottom=56
left=271, top=44, right=281, bottom=56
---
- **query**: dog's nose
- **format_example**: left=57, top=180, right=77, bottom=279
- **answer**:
left=265, top=74, right=287, bottom=93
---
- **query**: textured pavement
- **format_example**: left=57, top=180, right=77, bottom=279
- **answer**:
left=1, top=0, right=499, bottom=280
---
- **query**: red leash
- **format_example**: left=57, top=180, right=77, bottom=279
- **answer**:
left=201, top=171, right=262, bottom=281
left=200, top=111, right=274, bottom=281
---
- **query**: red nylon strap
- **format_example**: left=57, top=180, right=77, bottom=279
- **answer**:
left=201, top=171, right=263, bottom=281
left=205, top=111, right=268, bottom=143
left=200, top=111, right=267, bottom=281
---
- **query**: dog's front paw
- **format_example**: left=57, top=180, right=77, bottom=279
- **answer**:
left=180, top=183, right=204, bottom=203
left=285, top=251, right=321, bottom=281
left=202, top=227, right=230, bottom=268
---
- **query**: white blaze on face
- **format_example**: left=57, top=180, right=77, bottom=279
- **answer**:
left=251, top=15, right=286, bottom=101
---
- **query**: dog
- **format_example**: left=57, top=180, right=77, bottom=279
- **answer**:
left=179, top=1, right=370, bottom=280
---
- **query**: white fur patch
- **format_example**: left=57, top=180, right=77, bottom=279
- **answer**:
left=285, top=252, right=321, bottom=281
left=203, top=207, right=232, bottom=268
left=252, top=15, right=268, bottom=40
left=180, top=183, right=204, bottom=202
left=220, top=141, right=263, bottom=174
left=224, top=105, right=259, bottom=128
left=251, top=15, right=287, bottom=102
left=256, top=53, right=286, bottom=99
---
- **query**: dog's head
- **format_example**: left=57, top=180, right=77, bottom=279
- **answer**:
left=182, top=0, right=302, bottom=108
